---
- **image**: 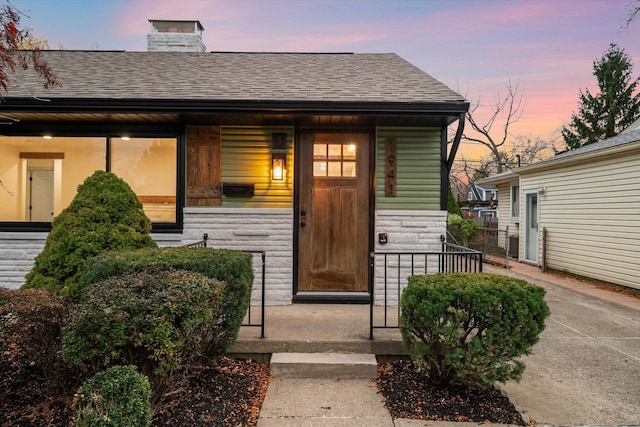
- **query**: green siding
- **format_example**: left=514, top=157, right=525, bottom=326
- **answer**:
left=221, top=126, right=294, bottom=208
left=375, top=127, right=442, bottom=210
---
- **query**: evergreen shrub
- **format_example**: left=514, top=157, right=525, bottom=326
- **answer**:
left=447, top=213, right=479, bottom=246
left=77, top=246, right=254, bottom=354
left=23, top=171, right=157, bottom=294
left=73, top=365, right=152, bottom=427
left=400, top=272, right=549, bottom=386
left=62, top=269, right=224, bottom=386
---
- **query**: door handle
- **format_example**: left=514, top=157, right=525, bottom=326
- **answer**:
left=300, top=221, right=306, bottom=228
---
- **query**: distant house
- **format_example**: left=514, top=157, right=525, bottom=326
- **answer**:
left=0, top=20, right=469, bottom=303
left=478, top=125, right=640, bottom=290
left=460, top=184, right=498, bottom=219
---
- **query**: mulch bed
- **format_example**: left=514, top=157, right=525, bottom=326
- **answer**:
left=2, top=355, right=526, bottom=426
left=0, top=357, right=271, bottom=427
left=376, top=359, right=526, bottom=425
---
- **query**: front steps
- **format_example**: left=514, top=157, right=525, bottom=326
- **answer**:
left=270, top=352, right=378, bottom=379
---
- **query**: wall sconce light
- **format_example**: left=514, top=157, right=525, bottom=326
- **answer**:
left=272, top=153, right=286, bottom=181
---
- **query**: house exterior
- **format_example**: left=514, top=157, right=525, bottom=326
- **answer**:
left=478, top=127, right=640, bottom=290
left=460, top=183, right=498, bottom=219
left=0, top=20, right=469, bottom=304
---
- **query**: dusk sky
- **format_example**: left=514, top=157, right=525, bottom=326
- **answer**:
left=11, top=0, right=640, bottom=160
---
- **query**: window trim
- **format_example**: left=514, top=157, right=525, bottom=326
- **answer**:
left=0, top=124, right=184, bottom=233
left=510, top=184, right=520, bottom=219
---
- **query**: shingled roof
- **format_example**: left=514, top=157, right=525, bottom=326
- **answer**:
left=7, top=51, right=466, bottom=105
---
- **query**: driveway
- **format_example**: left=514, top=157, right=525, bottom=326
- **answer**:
left=484, top=264, right=640, bottom=425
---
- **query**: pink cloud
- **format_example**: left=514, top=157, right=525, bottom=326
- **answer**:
left=104, top=0, right=638, bottom=151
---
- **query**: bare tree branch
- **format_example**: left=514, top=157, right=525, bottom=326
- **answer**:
left=462, top=79, right=525, bottom=173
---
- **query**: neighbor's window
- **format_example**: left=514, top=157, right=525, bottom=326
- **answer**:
left=511, top=185, right=520, bottom=217
left=111, top=137, right=177, bottom=222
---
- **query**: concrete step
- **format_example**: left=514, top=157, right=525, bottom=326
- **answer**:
left=270, top=352, right=378, bottom=379
left=231, top=338, right=406, bottom=356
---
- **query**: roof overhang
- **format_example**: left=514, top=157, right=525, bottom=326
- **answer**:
left=476, top=170, right=518, bottom=186
left=0, top=97, right=469, bottom=129
left=515, top=140, right=640, bottom=175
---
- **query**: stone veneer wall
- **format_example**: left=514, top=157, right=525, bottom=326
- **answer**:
left=0, top=233, right=48, bottom=289
left=181, top=207, right=294, bottom=306
left=0, top=209, right=445, bottom=308
left=372, top=210, right=447, bottom=306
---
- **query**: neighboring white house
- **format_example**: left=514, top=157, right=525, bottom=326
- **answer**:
left=478, top=127, right=640, bottom=290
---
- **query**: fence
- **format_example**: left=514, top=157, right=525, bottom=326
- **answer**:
left=449, top=224, right=519, bottom=266
left=369, top=242, right=483, bottom=339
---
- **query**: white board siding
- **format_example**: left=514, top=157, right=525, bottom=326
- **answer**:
left=520, top=153, right=640, bottom=289
left=495, top=182, right=520, bottom=249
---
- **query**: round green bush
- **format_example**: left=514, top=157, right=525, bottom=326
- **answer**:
left=23, top=171, right=157, bottom=294
left=400, top=272, right=550, bottom=386
left=62, top=269, right=225, bottom=384
left=73, top=365, right=152, bottom=427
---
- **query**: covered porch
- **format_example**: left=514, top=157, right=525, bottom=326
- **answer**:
left=229, top=242, right=483, bottom=358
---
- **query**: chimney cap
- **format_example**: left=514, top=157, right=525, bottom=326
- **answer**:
left=149, top=19, right=204, bottom=33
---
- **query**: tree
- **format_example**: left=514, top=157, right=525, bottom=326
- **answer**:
left=450, top=134, right=552, bottom=204
left=0, top=4, right=60, bottom=97
left=623, top=0, right=639, bottom=29
left=507, top=135, right=554, bottom=166
left=19, top=34, right=63, bottom=50
left=447, top=182, right=462, bottom=216
left=562, top=44, right=640, bottom=150
left=462, top=79, right=525, bottom=174
left=450, top=154, right=495, bottom=199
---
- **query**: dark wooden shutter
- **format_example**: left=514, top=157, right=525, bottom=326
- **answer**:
left=186, top=125, right=221, bottom=206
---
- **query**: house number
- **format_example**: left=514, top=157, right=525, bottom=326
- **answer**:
left=385, top=138, right=397, bottom=197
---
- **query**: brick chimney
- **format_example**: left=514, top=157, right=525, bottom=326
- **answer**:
left=147, top=20, right=206, bottom=52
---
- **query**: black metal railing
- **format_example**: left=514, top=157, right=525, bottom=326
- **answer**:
left=242, top=250, right=266, bottom=339
left=369, top=243, right=483, bottom=339
left=184, top=235, right=266, bottom=338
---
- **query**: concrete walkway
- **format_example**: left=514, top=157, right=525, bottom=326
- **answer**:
left=484, top=263, right=640, bottom=426
left=257, top=377, right=394, bottom=426
left=238, top=262, right=640, bottom=427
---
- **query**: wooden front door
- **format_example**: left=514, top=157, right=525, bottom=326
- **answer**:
left=297, top=132, right=370, bottom=293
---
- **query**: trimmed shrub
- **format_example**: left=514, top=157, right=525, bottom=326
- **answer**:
left=0, top=288, right=75, bottom=393
left=447, top=213, right=479, bottom=246
left=73, top=365, right=152, bottom=427
left=62, top=269, right=225, bottom=386
left=23, top=171, right=157, bottom=294
left=400, top=273, right=549, bottom=386
left=75, top=246, right=254, bottom=355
